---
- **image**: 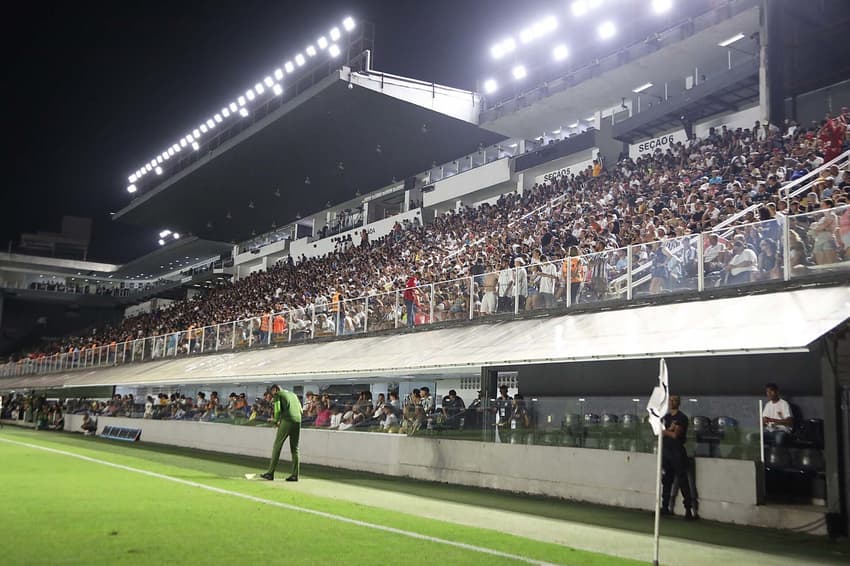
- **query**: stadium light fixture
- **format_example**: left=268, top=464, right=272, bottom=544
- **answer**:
left=180, top=138, right=188, bottom=147
left=156, top=156, right=164, bottom=164
left=284, top=61, right=295, bottom=73
left=150, top=159, right=157, bottom=168
left=193, top=128, right=201, bottom=138
left=512, top=65, right=527, bottom=80
left=318, top=36, right=328, bottom=49
left=186, top=134, right=195, bottom=142
left=633, top=82, right=653, bottom=93
left=230, top=101, right=239, bottom=112
left=146, top=164, right=153, bottom=172
left=206, top=119, right=215, bottom=128
left=155, top=166, right=163, bottom=175
left=342, top=16, right=355, bottom=31
left=598, top=21, right=616, bottom=40
left=221, top=108, right=230, bottom=118
left=274, top=68, right=284, bottom=80
left=200, top=124, right=208, bottom=134
left=239, top=108, right=249, bottom=117
left=571, top=0, right=589, bottom=17
left=490, top=43, right=505, bottom=59
left=272, top=83, right=283, bottom=96
left=263, top=76, right=274, bottom=87
left=254, top=83, right=265, bottom=95
left=159, top=230, right=172, bottom=238
left=173, top=232, right=180, bottom=239
left=245, top=89, right=256, bottom=101
left=306, top=45, right=317, bottom=57
left=192, top=141, right=200, bottom=151
left=553, top=44, right=569, bottom=61
left=127, top=184, right=137, bottom=194
left=652, top=0, right=673, bottom=14
left=718, top=33, right=745, bottom=47
left=158, top=239, right=165, bottom=246
left=167, top=147, right=175, bottom=156
left=329, top=27, right=341, bottom=41
left=521, top=16, right=557, bottom=43
left=483, top=78, right=498, bottom=94
left=295, top=53, right=306, bottom=66
left=329, top=44, right=341, bottom=57
left=129, top=174, right=137, bottom=183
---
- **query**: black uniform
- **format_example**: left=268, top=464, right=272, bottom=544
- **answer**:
left=661, top=410, right=693, bottom=512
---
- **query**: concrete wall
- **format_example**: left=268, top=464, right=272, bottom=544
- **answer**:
left=423, top=159, right=511, bottom=208
left=64, top=414, right=782, bottom=528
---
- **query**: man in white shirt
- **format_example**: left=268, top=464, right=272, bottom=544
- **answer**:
left=762, top=383, right=793, bottom=446
left=513, top=258, right=529, bottom=311
left=725, top=241, right=758, bottom=284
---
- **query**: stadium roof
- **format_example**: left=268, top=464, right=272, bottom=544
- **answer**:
left=114, top=68, right=505, bottom=243
left=112, top=236, right=232, bottom=279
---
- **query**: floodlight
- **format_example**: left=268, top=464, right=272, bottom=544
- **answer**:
left=652, top=0, right=673, bottom=14
left=173, top=233, right=180, bottom=239
left=295, top=53, right=306, bottom=66
left=159, top=230, right=172, bottom=238
left=255, top=84, right=265, bottom=96
left=200, top=124, right=208, bottom=133
left=129, top=174, right=137, bottom=183
left=519, top=28, right=534, bottom=44
left=598, top=21, right=616, bottom=39
left=718, top=33, right=745, bottom=47
left=155, top=166, right=163, bottom=175
left=502, top=37, right=516, bottom=54
left=186, top=134, right=195, bottom=142
left=512, top=65, right=527, bottom=80
left=490, top=43, right=505, bottom=59
left=168, top=147, right=175, bottom=156
left=163, top=152, right=170, bottom=160
left=127, top=184, right=137, bottom=194
left=220, top=109, right=229, bottom=119
left=264, top=76, right=274, bottom=87
left=483, top=79, right=498, bottom=94
left=633, top=82, right=653, bottom=93
left=342, top=16, right=355, bottom=31
left=274, top=68, right=284, bottom=80
left=272, top=83, right=283, bottom=96
left=158, top=239, right=165, bottom=246
left=157, top=156, right=164, bottom=164
left=150, top=159, right=157, bottom=167
left=306, top=45, right=317, bottom=57
left=146, top=164, right=153, bottom=172
left=173, top=143, right=180, bottom=151
left=553, top=44, right=569, bottom=61
left=180, top=138, right=187, bottom=147
left=318, top=36, right=328, bottom=49
left=571, top=0, right=589, bottom=17
left=239, top=108, right=249, bottom=117
left=246, top=89, right=256, bottom=101
left=230, top=101, right=239, bottom=112
left=285, top=61, right=295, bottom=73
left=329, top=44, right=341, bottom=57
left=193, top=128, right=201, bottom=137
left=192, top=141, right=200, bottom=151
left=542, top=15, right=558, bottom=33
left=206, top=119, right=215, bottom=128
left=330, top=27, right=341, bottom=41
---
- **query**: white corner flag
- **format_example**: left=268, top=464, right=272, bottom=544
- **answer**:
left=646, top=358, right=669, bottom=566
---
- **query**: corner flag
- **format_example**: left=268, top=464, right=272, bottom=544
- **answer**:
left=646, top=358, right=669, bottom=436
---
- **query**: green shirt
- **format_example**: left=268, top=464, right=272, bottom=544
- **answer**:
left=272, top=390, right=302, bottom=424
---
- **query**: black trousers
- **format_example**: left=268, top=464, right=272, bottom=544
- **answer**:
left=661, top=445, right=693, bottom=510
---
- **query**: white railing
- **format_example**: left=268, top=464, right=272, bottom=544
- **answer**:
left=3, top=205, right=849, bottom=379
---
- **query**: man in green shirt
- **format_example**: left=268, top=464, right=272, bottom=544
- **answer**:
left=259, top=385, right=302, bottom=482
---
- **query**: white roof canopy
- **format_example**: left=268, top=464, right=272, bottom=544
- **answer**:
left=2, top=285, right=848, bottom=390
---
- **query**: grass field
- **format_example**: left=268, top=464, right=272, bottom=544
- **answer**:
left=1, top=426, right=848, bottom=565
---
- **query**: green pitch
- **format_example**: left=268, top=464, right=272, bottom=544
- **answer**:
left=0, top=428, right=638, bottom=566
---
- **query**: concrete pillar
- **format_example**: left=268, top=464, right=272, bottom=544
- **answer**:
left=820, top=338, right=843, bottom=535
left=759, top=0, right=785, bottom=128
left=362, top=201, right=369, bottom=225
left=404, top=190, right=411, bottom=212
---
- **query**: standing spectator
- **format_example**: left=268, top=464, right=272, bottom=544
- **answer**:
left=403, top=271, right=420, bottom=328
left=513, top=257, right=528, bottom=311
left=660, top=396, right=696, bottom=520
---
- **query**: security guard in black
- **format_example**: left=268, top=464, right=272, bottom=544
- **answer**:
left=661, top=395, right=695, bottom=518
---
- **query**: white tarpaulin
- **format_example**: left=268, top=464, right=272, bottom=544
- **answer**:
left=646, top=359, right=670, bottom=437
left=1, top=285, right=848, bottom=390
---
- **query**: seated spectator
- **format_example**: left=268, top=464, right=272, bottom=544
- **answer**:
left=762, top=382, right=793, bottom=446
left=80, top=414, right=97, bottom=435
left=380, top=405, right=399, bottom=432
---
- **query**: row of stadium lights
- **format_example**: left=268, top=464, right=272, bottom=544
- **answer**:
left=126, top=16, right=357, bottom=195
left=482, top=0, right=674, bottom=95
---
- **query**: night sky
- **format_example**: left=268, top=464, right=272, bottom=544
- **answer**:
left=2, top=0, right=675, bottom=263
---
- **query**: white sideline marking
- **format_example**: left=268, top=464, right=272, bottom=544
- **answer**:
left=0, top=437, right=557, bottom=566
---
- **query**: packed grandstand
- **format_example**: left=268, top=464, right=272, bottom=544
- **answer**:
left=4, top=109, right=849, bottom=372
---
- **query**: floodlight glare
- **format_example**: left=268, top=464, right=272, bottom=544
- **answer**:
left=156, top=156, right=164, bottom=164
left=192, top=141, right=200, bottom=151
left=553, top=44, right=569, bottom=61
left=129, top=174, right=137, bottom=183
left=214, top=114, right=223, bottom=123
left=295, top=53, right=306, bottom=66
left=206, top=119, right=215, bottom=128
left=155, top=166, right=163, bottom=175
left=329, top=27, right=341, bottom=41
left=221, top=108, right=230, bottom=118
left=718, top=32, right=745, bottom=47
left=502, top=37, right=516, bottom=53
left=172, top=232, right=180, bottom=239
left=146, top=164, right=153, bottom=172
left=490, top=43, right=504, bottom=59
left=272, top=83, right=283, bottom=96
left=342, top=16, right=355, bottom=31
left=159, top=230, right=171, bottom=238
left=230, top=102, right=239, bottom=112
left=274, top=68, right=284, bottom=80
left=254, top=83, right=264, bottom=95
left=127, top=184, right=137, bottom=193
left=193, top=128, right=201, bottom=138
left=162, top=152, right=170, bottom=160
left=173, top=144, right=180, bottom=153
left=168, top=147, right=175, bottom=156
left=598, top=21, right=616, bottom=39
left=318, top=36, right=328, bottom=49
left=512, top=65, right=527, bottom=80
left=483, top=78, right=498, bottom=94
left=239, top=108, right=249, bottom=117
left=158, top=239, right=165, bottom=246
left=150, top=159, right=157, bottom=167
left=186, top=134, right=195, bottom=142
left=652, top=0, right=673, bottom=14
left=200, top=124, right=208, bottom=133
left=328, top=44, right=341, bottom=57
left=245, top=89, right=256, bottom=101
left=519, top=28, right=534, bottom=44
left=306, top=45, right=317, bottom=57
left=571, top=0, right=589, bottom=17
left=264, top=76, right=274, bottom=87
left=284, top=61, right=295, bottom=73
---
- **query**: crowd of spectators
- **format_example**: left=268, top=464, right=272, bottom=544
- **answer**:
left=1, top=393, right=65, bottom=430
left=7, top=108, right=850, bottom=366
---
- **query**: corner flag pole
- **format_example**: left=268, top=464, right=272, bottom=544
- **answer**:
left=646, top=358, right=669, bottom=566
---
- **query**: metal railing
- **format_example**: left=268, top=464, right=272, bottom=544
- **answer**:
left=3, top=205, right=848, bottom=379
